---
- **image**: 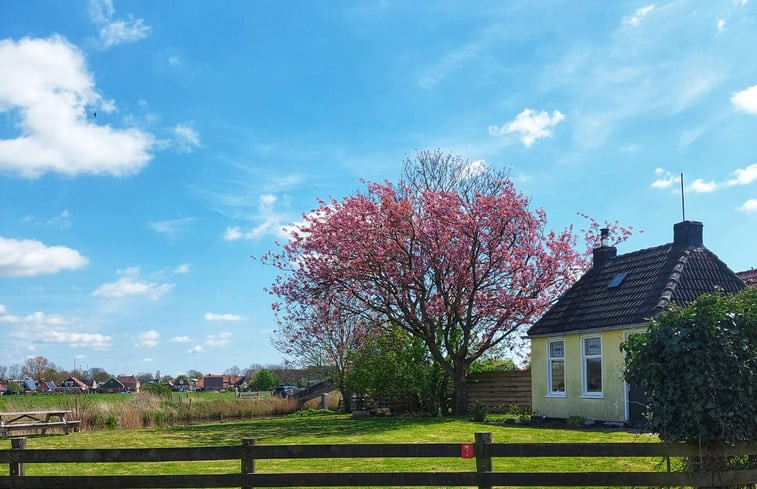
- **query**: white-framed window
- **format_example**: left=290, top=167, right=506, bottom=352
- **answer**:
left=581, top=335, right=603, bottom=397
left=547, top=339, right=565, bottom=396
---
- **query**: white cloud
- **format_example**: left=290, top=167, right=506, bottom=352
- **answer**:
left=170, top=336, right=191, bottom=343
left=1, top=308, right=112, bottom=349
left=653, top=164, right=757, bottom=195
left=717, top=19, right=726, bottom=33
left=188, top=345, right=204, bottom=353
left=651, top=168, right=679, bottom=189
left=92, top=267, right=174, bottom=300
left=731, top=85, right=757, bottom=114
left=690, top=178, right=718, bottom=193
left=0, top=304, right=6, bottom=314
left=489, top=109, right=565, bottom=147
left=727, top=163, right=757, bottom=186
left=136, top=329, right=160, bottom=347
left=0, top=236, right=88, bottom=277
left=204, top=331, right=232, bottom=347
left=149, top=217, right=196, bottom=236
left=143, top=357, right=153, bottom=363
left=739, top=198, right=757, bottom=212
left=461, top=160, right=487, bottom=179
left=173, top=264, right=191, bottom=274
left=0, top=37, right=154, bottom=178
left=204, top=312, right=243, bottom=321
left=222, top=194, right=290, bottom=241
left=224, top=226, right=243, bottom=241
left=623, top=4, right=655, bottom=26
left=172, top=124, right=201, bottom=154
left=88, top=0, right=151, bottom=48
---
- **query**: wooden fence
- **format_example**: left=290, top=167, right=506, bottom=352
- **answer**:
left=2, top=433, right=755, bottom=488
left=466, top=370, right=532, bottom=412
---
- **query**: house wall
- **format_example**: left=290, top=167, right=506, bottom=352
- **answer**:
left=531, top=327, right=646, bottom=423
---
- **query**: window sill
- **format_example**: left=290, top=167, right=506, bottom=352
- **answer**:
left=580, top=394, right=604, bottom=399
left=545, top=393, right=566, bottom=398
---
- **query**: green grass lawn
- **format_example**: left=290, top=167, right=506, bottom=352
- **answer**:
left=1, top=414, right=664, bottom=489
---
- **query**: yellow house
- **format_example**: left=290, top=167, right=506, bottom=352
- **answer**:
left=527, top=221, right=746, bottom=425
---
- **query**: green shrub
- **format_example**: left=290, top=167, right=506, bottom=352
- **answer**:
left=469, top=401, right=488, bottom=422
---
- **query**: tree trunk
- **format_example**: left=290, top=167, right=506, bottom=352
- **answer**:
left=338, top=387, right=352, bottom=413
left=451, top=371, right=468, bottom=415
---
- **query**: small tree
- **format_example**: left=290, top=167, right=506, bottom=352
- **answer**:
left=348, top=326, right=446, bottom=414
left=21, top=356, right=50, bottom=381
left=250, top=369, right=278, bottom=392
left=622, top=288, right=756, bottom=478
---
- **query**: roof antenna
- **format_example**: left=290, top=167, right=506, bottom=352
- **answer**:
left=680, top=172, right=685, bottom=222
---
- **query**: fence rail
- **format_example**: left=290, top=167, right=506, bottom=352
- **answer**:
left=2, top=433, right=755, bottom=488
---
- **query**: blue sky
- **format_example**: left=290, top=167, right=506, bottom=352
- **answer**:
left=1, top=1, right=756, bottom=378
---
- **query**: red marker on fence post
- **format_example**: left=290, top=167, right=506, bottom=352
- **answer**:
left=460, top=443, right=474, bottom=458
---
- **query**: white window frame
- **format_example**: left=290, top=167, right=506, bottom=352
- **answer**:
left=547, top=338, right=566, bottom=397
left=581, top=335, right=603, bottom=398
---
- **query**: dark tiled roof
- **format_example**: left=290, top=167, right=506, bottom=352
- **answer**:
left=527, top=243, right=745, bottom=336
left=736, top=269, right=757, bottom=285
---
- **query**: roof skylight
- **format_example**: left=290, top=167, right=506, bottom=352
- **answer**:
left=608, top=272, right=627, bottom=288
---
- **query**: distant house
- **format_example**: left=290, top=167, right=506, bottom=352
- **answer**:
left=22, top=379, right=37, bottom=393
left=117, top=375, right=140, bottom=393
left=172, top=378, right=197, bottom=392
left=0, top=380, right=7, bottom=395
left=736, top=268, right=757, bottom=286
left=202, top=375, right=225, bottom=391
left=201, top=374, right=241, bottom=391
left=57, top=376, right=89, bottom=394
left=527, top=221, right=745, bottom=425
left=36, top=381, right=57, bottom=393
left=98, top=377, right=126, bottom=393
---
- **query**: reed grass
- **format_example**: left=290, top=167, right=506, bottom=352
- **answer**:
left=0, top=391, right=341, bottom=430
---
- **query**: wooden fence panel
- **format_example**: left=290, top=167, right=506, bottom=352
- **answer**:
left=466, top=370, right=532, bottom=411
left=2, top=434, right=755, bottom=488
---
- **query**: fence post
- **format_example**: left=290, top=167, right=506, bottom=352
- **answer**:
left=10, top=437, right=26, bottom=489
left=241, top=437, right=256, bottom=489
left=475, top=432, right=492, bottom=489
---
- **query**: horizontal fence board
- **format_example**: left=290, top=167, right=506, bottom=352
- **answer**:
left=0, top=474, right=243, bottom=489
left=5, top=471, right=754, bottom=489
left=251, top=443, right=463, bottom=459
left=485, top=470, right=757, bottom=487
left=3, top=442, right=756, bottom=464
left=2, top=446, right=240, bottom=463
left=488, top=442, right=757, bottom=457
left=247, top=472, right=477, bottom=487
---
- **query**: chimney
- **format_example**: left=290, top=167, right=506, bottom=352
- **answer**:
left=673, top=221, right=703, bottom=250
left=593, top=228, right=617, bottom=268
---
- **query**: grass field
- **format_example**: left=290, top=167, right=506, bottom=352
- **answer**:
left=1, top=413, right=664, bottom=489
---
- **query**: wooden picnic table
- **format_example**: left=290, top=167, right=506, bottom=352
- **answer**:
left=0, top=410, right=80, bottom=438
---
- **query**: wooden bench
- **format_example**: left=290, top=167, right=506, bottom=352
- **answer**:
left=0, top=410, right=80, bottom=438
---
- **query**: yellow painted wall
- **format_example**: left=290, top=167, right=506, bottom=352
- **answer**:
left=530, top=327, right=646, bottom=423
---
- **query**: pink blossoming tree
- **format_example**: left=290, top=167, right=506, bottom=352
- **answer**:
left=266, top=151, right=593, bottom=414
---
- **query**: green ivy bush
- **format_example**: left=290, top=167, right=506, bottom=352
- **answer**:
left=622, top=287, right=756, bottom=484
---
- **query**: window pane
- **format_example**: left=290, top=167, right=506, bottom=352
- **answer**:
left=584, top=337, right=601, bottom=356
left=549, top=340, right=564, bottom=358
left=585, top=357, right=602, bottom=392
left=550, top=360, right=565, bottom=393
